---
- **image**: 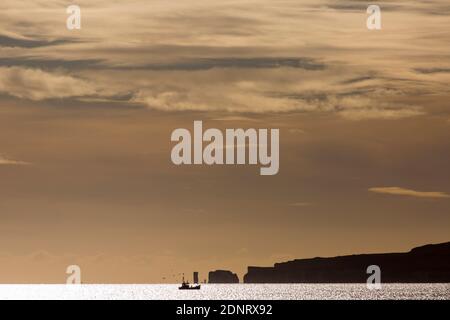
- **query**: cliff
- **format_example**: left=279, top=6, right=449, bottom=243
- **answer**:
left=209, top=270, right=239, bottom=284
left=244, top=242, right=450, bottom=283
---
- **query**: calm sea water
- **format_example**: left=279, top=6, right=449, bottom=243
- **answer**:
left=0, top=284, right=449, bottom=300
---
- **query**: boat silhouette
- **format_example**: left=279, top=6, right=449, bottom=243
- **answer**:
left=178, top=273, right=201, bottom=290
left=178, top=281, right=201, bottom=290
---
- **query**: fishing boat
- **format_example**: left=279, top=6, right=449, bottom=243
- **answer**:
left=178, top=273, right=201, bottom=290
left=178, top=281, right=201, bottom=290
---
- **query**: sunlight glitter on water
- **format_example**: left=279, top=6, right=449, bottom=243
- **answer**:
left=0, top=283, right=449, bottom=300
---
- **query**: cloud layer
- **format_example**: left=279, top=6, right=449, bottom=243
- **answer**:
left=0, top=67, right=98, bottom=100
left=369, top=187, right=450, bottom=199
left=0, top=155, right=29, bottom=165
left=0, top=0, right=448, bottom=118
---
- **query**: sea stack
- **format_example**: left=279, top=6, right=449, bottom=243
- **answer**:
left=208, top=270, right=239, bottom=283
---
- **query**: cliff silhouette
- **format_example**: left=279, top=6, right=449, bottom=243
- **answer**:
left=244, top=242, right=450, bottom=283
left=209, top=270, right=239, bottom=283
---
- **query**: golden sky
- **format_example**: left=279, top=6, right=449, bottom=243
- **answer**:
left=0, top=0, right=449, bottom=283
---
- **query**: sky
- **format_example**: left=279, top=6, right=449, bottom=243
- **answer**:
left=0, top=0, right=449, bottom=283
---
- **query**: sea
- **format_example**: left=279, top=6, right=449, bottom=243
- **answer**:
left=0, top=284, right=449, bottom=300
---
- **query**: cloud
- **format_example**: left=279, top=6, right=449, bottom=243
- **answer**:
left=0, top=67, right=99, bottom=100
left=323, top=2, right=402, bottom=13
left=0, top=0, right=448, bottom=120
left=114, top=57, right=326, bottom=71
left=0, top=57, right=103, bottom=70
left=369, top=187, right=450, bottom=199
left=313, top=94, right=425, bottom=120
left=0, top=34, right=72, bottom=48
left=0, top=155, right=30, bottom=165
left=132, top=79, right=316, bottom=113
left=339, top=107, right=425, bottom=120
left=131, top=82, right=427, bottom=116
left=289, top=202, right=312, bottom=207
left=211, top=116, right=260, bottom=122
left=414, top=68, right=450, bottom=74
left=0, top=56, right=325, bottom=72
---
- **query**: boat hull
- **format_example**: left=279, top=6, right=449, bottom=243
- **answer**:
left=179, top=285, right=201, bottom=290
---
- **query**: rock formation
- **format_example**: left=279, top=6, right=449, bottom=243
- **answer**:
left=244, top=242, right=450, bottom=283
left=209, top=270, right=239, bottom=283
